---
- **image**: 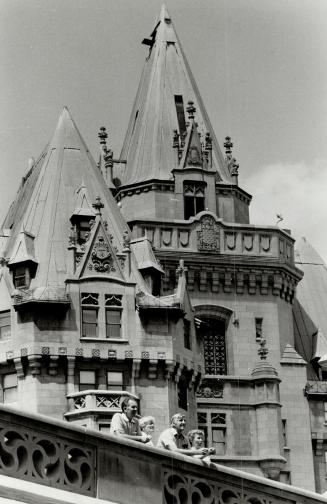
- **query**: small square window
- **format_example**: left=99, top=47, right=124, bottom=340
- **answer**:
left=197, top=412, right=207, bottom=424
left=79, top=370, right=96, bottom=391
left=107, top=371, right=123, bottom=391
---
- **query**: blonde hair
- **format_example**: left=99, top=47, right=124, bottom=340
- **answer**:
left=170, top=413, right=186, bottom=426
left=188, top=429, right=204, bottom=445
left=139, top=416, right=155, bottom=429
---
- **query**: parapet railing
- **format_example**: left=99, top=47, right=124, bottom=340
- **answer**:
left=0, top=404, right=324, bottom=504
left=65, top=390, right=139, bottom=418
left=304, top=381, right=327, bottom=397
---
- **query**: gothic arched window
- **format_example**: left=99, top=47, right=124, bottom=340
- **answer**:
left=183, top=182, right=205, bottom=219
left=200, top=318, right=227, bottom=375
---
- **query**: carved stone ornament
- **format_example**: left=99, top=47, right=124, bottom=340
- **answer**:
left=197, top=215, right=220, bottom=252
left=196, top=378, right=224, bottom=398
left=225, top=232, right=237, bottom=250
left=260, top=234, right=271, bottom=252
left=91, top=235, right=115, bottom=272
left=163, top=469, right=274, bottom=504
left=178, top=230, right=190, bottom=248
left=186, top=146, right=202, bottom=166
left=243, top=233, right=254, bottom=251
left=0, top=420, right=95, bottom=496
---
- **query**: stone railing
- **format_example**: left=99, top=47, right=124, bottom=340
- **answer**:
left=130, top=212, right=295, bottom=265
left=304, top=381, right=327, bottom=397
left=65, top=390, right=139, bottom=419
left=12, top=286, right=70, bottom=308
left=0, top=405, right=324, bottom=504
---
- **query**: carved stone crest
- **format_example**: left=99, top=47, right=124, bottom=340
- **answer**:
left=260, top=234, right=271, bottom=252
left=196, top=379, right=224, bottom=399
left=186, top=146, right=202, bottom=166
left=91, top=235, right=115, bottom=272
left=197, top=215, right=220, bottom=252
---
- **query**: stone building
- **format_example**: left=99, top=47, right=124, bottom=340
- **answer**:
left=0, top=4, right=325, bottom=495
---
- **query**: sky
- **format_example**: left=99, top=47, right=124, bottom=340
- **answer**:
left=0, top=0, right=326, bottom=261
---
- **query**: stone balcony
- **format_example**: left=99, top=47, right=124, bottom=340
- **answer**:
left=64, top=390, right=139, bottom=426
left=130, top=211, right=296, bottom=266
left=0, top=404, right=324, bottom=504
left=304, top=381, right=327, bottom=397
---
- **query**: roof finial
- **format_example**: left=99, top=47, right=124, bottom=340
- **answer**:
left=204, top=132, right=213, bottom=167
left=173, top=129, right=183, bottom=163
left=98, top=126, right=108, bottom=146
left=98, top=127, right=113, bottom=183
left=224, top=136, right=233, bottom=157
left=92, top=196, right=104, bottom=216
left=224, top=136, right=239, bottom=185
left=176, top=259, right=187, bottom=277
left=186, top=101, right=196, bottom=121
left=258, top=339, right=269, bottom=360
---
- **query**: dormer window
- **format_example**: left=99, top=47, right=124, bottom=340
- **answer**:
left=78, top=218, right=93, bottom=243
left=184, top=181, right=205, bottom=219
left=13, top=265, right=31, bottom=289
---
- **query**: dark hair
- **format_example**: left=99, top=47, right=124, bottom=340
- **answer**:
left=121, top=396, right=137, bottom=412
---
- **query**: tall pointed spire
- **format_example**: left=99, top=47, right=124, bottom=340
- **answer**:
left=118, top=5, right=231, bottom=186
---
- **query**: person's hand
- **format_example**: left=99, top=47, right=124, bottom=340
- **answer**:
left=141, top=432, right=152, bottom=443
left=199, top=447, right=209, bottom=455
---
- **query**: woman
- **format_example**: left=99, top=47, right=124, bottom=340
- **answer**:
left=139, top=416, right=155, bottom=446
left=187, top=429, right=215, bottom=462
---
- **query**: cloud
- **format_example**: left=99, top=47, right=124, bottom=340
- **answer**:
left=244, top=159, right=327, bottom=263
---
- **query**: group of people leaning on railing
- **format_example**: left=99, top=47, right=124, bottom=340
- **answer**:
left=109, top=397, right=215, bottom=461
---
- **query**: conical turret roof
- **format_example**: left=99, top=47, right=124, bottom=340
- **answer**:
left=118, top=5, right=231, bottom=186
left=2, top=107, right=147, bottom=291
left=295, top=237, right=327, bottom=339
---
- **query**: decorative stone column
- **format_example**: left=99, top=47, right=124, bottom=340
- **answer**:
left=251, top=340, right=286, bottom=480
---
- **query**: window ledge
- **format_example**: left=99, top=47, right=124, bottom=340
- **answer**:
left=80, top=338, right=129, bottom=344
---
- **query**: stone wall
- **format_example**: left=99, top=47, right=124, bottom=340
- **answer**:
left=0, top=404, right=323, bottom=504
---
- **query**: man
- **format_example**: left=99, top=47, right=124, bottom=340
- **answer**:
left=157, top=413, right=210, bottom=457
left=110, top=397, right=151, bottom=443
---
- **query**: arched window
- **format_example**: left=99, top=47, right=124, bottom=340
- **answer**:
left=199, top=318, right=227, bottom=375
left=183, top=182, right=205, bottom=219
